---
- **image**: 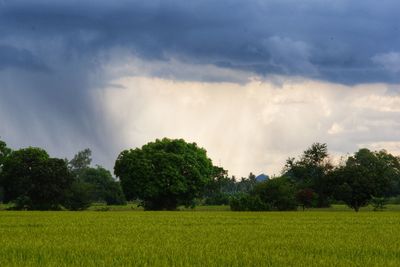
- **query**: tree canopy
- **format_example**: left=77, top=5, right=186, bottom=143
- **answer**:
left=253, top=176, right=297, bottom=211
left=68, top=148, right=92, bottom=174
left=1, top=136, right=400, bottom=212
left=114, top=138, right=217, bottom=210
left=283, top=143, right=333, bottom=207
left=331, top=148, right=397, bottom=211
left=0, top=138, right=11, bottom=170
left=69, top=149, right=126, bottom=206
left=0, top=147, right=73, bottom=210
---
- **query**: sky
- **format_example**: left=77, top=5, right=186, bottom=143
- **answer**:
left=1, top=0, right=400, bottom=177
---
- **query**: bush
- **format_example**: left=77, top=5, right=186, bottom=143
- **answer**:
left=204, top=193, right=231, bottom=205
left=387, top=195, right=400, bottom=204
left=104, top=182, right=127, bottom=205
left=296, top=188, right=318, bottom=210
left=63, top=182, right=92, bottom=211
left=230, top=193, right=270, bottom=211
left=229, top=177, right=298, bottom=211
left=254, top=177, right=297, bottom=211
left=0, top=187, right=3, bottom=203
left=13, top=196, right=32, bottom=210
left=73, top=166, right=127, bottom=206
left=370, top=196, right=387, bottom=211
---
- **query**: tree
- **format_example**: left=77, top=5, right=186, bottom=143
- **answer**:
left=63, top=181, right=92, bottom=211
left=0, top=147, right=73, bottom=210
left=375, top=150, right=400, bottom=197
left=237, top=172, right=258, bottom=193
left=302, top=143, right=328, bottom=165
left=0, top=138, right=11, bottom=170
left=230, top=177, right=297, bottom=211
left=69, top=149, right=126, bottom=205
left=203, top=166, right=231, bottom=205
left=253, top=177, right=297, bottom=211
left=103, top=181, right=126, bottom=205
left=114, top=138, right=217, bottom=210
left=331, top=148, right=393, bottom=212
left=69, top=148, right=92, bottom=174
left=0, top=138, right=11, bottom=202
left=283, top=143, right=333, bottom=207
left=296, top=188, right=317, bottom=210
left=79, top=166, right=126, bottom=205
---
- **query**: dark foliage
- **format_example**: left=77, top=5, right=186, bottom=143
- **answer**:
left=283, top=143, right=333, bottom=207
left=296, top=188, right=317, bottom=210
left=230, top=193, right=270, bottom=211
left=78, top=166, right=126, bottom=205
left=1, top=136, right=400, bottom=213
left=69, top=149, right=126, bottom=206
left=253, top=177, right=297, bottom=211
left=230, top=177, right=297, bottom=211
left=370, top=196, right=387, bottom=211
left=115, top=138, right=218, bottom=210
left=0, top=147, right=73, bottom=210
left=330, top=149, right=395, bottom=211
left=63, top=181, right=92, bottom=211
left=203, top=172, right=259, bottom=205
left=0, top=138, right=12, bottom=202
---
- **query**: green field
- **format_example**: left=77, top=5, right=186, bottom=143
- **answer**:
left=0, top=210, right=399, bottom=266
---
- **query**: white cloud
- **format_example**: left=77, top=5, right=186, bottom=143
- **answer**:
left=352, top=93, right=400, bottom=112
left=328, top=123, right=344, bottom=135
left=94, top=62, right=400, bottom=176
left=358, top=141, right=400, bottom=155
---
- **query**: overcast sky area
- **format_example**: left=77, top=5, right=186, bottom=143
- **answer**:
left=1, top=0, right=400, bottom=177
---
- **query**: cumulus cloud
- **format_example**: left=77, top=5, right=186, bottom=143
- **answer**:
left=97, top=73, right=400, bottom=176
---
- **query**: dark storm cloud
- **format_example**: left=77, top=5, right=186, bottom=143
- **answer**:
left=1, top=0, right=400, bottom=171
left=0, top=45, right=48, bottom=71
left=1, top=0, right=400, bottom=84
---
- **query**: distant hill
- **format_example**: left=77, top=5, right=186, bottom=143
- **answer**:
left=256, top=174, right=269, bottom=182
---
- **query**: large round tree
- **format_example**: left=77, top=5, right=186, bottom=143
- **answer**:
left=331, top=148, right=395, bottom=212
left=114, top=138, right=216, bottom=210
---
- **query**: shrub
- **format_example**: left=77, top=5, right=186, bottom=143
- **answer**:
left=63, top=181, right=92, bottom=211
left=370, top=196, right=387, bottom=211
left=296, top=188, right=317, bottom=210
left=254, top=177, right=297, bottom=211
left=204, top=193, right=231, bottom=205
left=230, top=193, right=270, bottom=211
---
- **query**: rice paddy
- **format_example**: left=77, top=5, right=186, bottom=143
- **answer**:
left=0, top=209, right=399, bottom=266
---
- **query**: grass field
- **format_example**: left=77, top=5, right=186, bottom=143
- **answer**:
left=0, top=209, right=399, bottom=266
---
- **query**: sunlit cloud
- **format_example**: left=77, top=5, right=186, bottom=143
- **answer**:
left=95, top=65, right=400, bottom=176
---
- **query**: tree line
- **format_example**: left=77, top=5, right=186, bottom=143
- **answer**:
left=0, top=140, right=125, bottom=210
left=1, top=138, right=399, bottom=211
left=225, top=143, right=400, bottom=211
